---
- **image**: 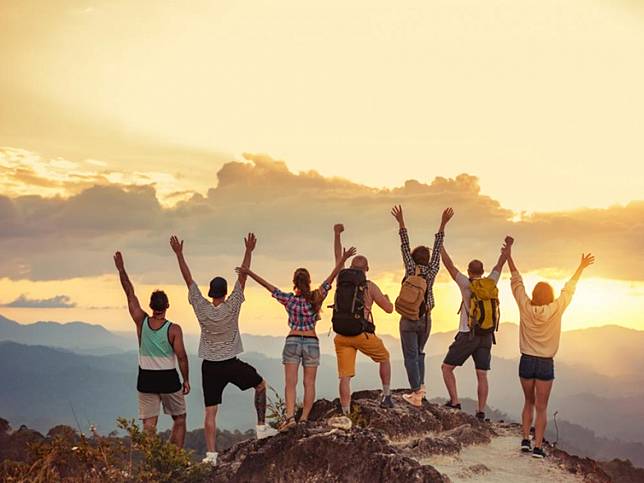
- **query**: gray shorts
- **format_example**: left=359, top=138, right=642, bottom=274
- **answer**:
left=282, top=335, right=320, bottom=367
left=443, top=332, right=493, bottom=371
left=138, top=390, right=186, bottom=420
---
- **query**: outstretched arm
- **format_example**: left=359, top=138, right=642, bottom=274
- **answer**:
left=113, top=252, right=146, bottom=325
left=503, top=243, right=530, bottom=309
left=428, top=208, right=453, bottom=278
left=324, top=246, right=357, bottom=286
left=440, top=246, right=460, bottom=281
left=491, top=236, right=514, bottom=273
left=236, top=267, right=278, bottom=293
left=334, top=224, right=344, bottom=265
left=170, top=324, right=190, bottom=395
left=391, top=205, right=414, bottom=273
left=170, top=235, right=193, bottom=288
left=570, top=253, right=595, bottom=283
left=238, top=233, right=256, bottom=290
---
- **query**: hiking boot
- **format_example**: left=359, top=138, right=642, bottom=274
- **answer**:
left=256, top=424, right=279, bottom=439
left=380, top=395, right=395, bottom=408
left=444, top=401, right=462, bottom=410
left=402, top=391, right=423, bottom=407
left=532, top=447, right=546, bottom=459
left=202, top=452, right=218, bottom=466
left=475, top=411, right=486, bottom=421
left=521, top=439, right=532, bottom=453
left=328, top=415, right=353, bottom=430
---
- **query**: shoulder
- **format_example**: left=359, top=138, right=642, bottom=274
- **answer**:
left=487, top=270, right=501, bottom=282
left=367, top=280, right=383, bottom=294
left=454, top=271, right=469, bottom=287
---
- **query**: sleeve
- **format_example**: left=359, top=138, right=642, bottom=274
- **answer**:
left=427, top=231, right=445, bottom=281
left=488, top=270, right=501, bottom=284
left=510, top=271, right=531, bottom=310
left=226, top=281, right=246, bottom=312
left=369, top=282, right=394, bottom=313
left=271, top=288, right=292, bottom=306
left=399, top=228, right=415, bottom=275
left=188, top=281, right=209, bottom=307
left=556, top=279, right=578, bottom=312
left=454, top=271, right=470, bottom=289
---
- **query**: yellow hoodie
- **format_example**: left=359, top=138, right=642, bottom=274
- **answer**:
left=510, top=271, right=577, bottom=358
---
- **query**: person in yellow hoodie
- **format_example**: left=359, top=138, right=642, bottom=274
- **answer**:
left=503, top=243, right=595, bottom=459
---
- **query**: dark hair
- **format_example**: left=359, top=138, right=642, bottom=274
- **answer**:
left=149, top=290, right=169, bottom=312
left=467, top=259, right=484, bottom=276
left=531, top=282, right=555, bottom=306
left=411, top=246, right=430, bottom=266
left=293, top=268, right=323, bottom=314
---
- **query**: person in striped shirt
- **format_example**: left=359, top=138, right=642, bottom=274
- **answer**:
left=113, top=251, right=190, bottom=448
left=390, top=206, right=454, bottom=406
left=238, top=244, right=356, bottom=431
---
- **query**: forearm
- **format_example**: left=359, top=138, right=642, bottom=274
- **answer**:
left=175, top=253, right=193, bottom=286
left=238, top=248, right=252, bottom=287
left=178, top=356, right=189, bottom=383
left=492, top=253, right=508, bottom=273
left=570, top=265, right=585, bottom=283
left=118, top=269, right=135, bottom=298
left=247, top=270, right=277, bottom=292
left=334, top=232, right=342, bottom=264
left=507, top=255, right=518, bottom=274
left=325, top=258, right=346, bottom=286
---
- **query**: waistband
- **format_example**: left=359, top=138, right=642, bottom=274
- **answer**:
left=286, top=335, right=319, bottom=340
left=521, top=353, right=554, bottom=361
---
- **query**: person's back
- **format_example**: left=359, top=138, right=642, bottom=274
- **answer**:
left=138, top=316, right=182, bottom=393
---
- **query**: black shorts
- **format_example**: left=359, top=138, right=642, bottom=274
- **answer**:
left=201, top=358, right=263, bottom=407
left=443, top=332, right=493, bottom=371
left=519, top=354, right=555, bottom=381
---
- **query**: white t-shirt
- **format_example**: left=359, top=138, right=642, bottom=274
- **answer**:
left=455, top=270, right=501, bottom=332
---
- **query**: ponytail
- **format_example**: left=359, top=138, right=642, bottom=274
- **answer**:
left=293, top=268, right=323, bottom=314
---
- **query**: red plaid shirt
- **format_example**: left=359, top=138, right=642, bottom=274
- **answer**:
left=272, top=281, right=332, bottom=331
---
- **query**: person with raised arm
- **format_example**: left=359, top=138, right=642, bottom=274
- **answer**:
left=440, top=236, right=513, bottom=421
left=113, top=251, right=189, bottom=447
left=390, top=206, right=454, bottom=406
left=331, top=224, right=395, bottom=425
left=237, top=244, right=357, bottom=431
left=504, top=243, right=595, bottom=459
left=170, top=233, right=277, bottom=467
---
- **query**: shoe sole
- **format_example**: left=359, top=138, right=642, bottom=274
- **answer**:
left=532, top=454, right=545, bottom=459
left=402, top=396, right=422, bottom=407
left=521, top=447, right=531, bottom=453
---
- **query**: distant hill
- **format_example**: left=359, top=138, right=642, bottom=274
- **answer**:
left=0, top=314, right=132, bottom=355
left=1, top=340, right=644, bottom=468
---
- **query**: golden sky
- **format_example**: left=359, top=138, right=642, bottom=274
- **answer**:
left=1, top=0, right=643, bottom=335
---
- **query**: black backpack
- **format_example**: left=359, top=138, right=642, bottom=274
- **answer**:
left=331, top=268, right=375, bottom=336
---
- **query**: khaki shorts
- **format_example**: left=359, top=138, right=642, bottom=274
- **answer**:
left=334, top=333, right=390, bottom=378
left=138, top=390, right=186, bottom=420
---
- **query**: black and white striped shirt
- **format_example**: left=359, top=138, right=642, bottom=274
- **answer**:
left=189, top=280, right=244, bottom=361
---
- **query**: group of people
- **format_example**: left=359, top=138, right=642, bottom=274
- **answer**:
left=113, top=206, right=594, bottom=465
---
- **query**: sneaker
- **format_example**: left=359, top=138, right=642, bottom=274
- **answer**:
left=202, top=451, right=218, bottom=466
left=256, top=424, right=279, bottom=439
left=532, top=447, right=546, bottom=459
left=444, top=401, right=462, bottom=410
left=475, top=411, right=486, bottom=421
left=420, top=385, right=427, bottom=400
left=521, top=439, right=532, bottom=453
left=402, top=392, right=423, bottom=407
left=380, top=395, right=395, bottom=408
left=328, top=415, right=352, bottom=430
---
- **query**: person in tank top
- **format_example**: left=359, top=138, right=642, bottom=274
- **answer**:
left=113, top=251, right=190, bottom=448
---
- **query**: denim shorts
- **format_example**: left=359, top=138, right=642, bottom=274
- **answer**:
left=282, top=335, right=320, bottom=367
left=519, top=354, right=555, bottom=381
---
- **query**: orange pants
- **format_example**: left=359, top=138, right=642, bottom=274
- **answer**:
left=334, top=333, right=390, bottom=378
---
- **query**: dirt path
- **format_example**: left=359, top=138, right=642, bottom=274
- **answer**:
left=421, top=433, right=584, bottom=483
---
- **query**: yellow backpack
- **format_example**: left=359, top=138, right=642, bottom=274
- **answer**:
left=395, top=267, right=428, bottom=320
left=467, top=278, right=500, bottom=334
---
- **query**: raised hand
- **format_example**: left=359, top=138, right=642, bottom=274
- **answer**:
left=113, top=251, right=125, bottom=271
left=579, top=253, right=595, bottom=269
left=244, top=232, right=257, bottom=251
left=334, top=224, right=344, bottom=234
left=235, top=266, right=250, bottom=275
left=441, top=208, right=454, bottom=227
left=501, top=241, right=512, bottom=258
left=170, top=235, right=184, bottom=255
left=391, top=205, right=405, bottom=228
left=505, top=235, right=515, bottom=246
left=342, top=246, right=357, bottom=261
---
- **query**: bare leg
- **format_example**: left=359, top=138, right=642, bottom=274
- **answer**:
left=301, top=366, right=317, bottom=420
left=339, top=376, right=352, bottom=413
left=520, top=378, right=536, bottom=439
left=534, top=379, right=554, bottom=448
left=379, top=360, right=391, bottom=387
left=204, top=405, right=218, bottom=453
left=170, top=413, right=186, bottom=448
left=475, top=369, right=489, bottom=413
left=142, top=416, right=158, bottom=435
left=254, top=380, right=268, bottom=425
left=441, top=364, right=459, bottom=405
left=284, top=364, right=299, bottom=419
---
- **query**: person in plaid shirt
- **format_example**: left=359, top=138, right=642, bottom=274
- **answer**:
left=391, top=205, right=454, bottom=407
left=237, top=244, right=356, bottom=431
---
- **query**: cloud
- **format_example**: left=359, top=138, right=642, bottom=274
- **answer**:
left=0, top=151, right=642, bottom=284
left=2, top=294, right=76, bottom=308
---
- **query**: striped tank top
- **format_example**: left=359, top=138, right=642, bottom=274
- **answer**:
left=137, top=317, right=181, bottom=394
